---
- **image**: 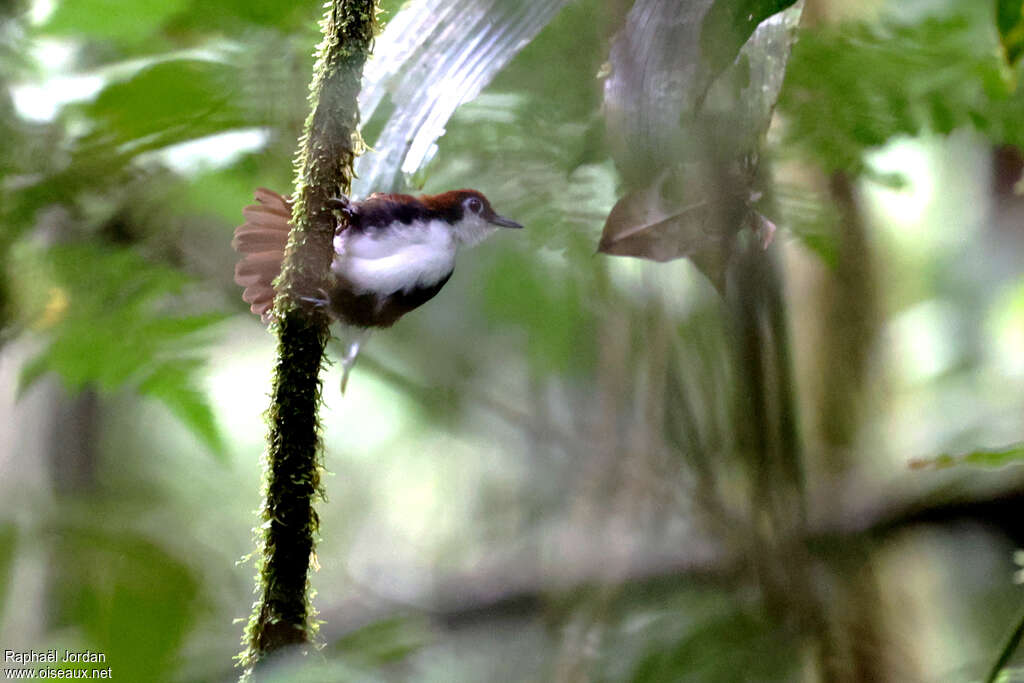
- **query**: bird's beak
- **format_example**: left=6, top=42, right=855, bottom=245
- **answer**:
left=489, top=214, right=523, bottom=229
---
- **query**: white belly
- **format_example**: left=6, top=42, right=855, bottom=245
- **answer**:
left=332, top=219, right=456, bottom=295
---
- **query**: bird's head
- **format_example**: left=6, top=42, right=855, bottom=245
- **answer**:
left=423, top=189, right=523, bottom=246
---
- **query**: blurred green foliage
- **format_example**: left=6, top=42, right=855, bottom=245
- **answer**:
left=14, top=244, right=228, bottom=457
left=2, top=0, right=1024, bottom=681
left=50, top=526, right=200, bottom=681
left=910, top=443, right=1024, bottom=470
left=778, top=11, right=1023, bottom=173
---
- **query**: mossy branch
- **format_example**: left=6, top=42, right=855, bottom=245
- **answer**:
left=239, top=0, right=378, bottom=676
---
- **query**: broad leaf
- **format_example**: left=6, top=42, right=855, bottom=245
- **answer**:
left=44, top=0, right=189, bottom=43
left=353, top=0, right=572, bottom=196
left=76, top=59, right=251, bottom=149
left=51, top=527, right=199, bottom=681
left=600, top=0, right=801, bottom=265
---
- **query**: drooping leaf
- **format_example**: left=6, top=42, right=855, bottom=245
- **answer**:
left=997, top=0, right=1024, bottom=66
left=908, top=443, right=1024, bottom=470
left=353, top=0, right=572, bottom=196
left=700, top=0, right=799, bottom=85
left=600, top=0, right=801, bottom=264
left=598, top=166, right=730, bottom=263
left=603, top=0, right=800, bottom=186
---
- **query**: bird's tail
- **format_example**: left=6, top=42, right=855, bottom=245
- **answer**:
left=232, top=188, right=291, bottom=323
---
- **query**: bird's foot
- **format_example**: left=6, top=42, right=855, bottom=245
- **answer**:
left=326, top=195, right=355, bottom=218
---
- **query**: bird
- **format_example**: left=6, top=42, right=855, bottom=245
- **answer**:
left=232, top=187, right=522, bottom=388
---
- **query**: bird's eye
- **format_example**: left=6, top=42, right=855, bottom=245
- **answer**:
left=467, top=197, right=483, bottom=214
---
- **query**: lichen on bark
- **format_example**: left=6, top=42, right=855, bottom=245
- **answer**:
left=238, top=0, right=378, bottom=677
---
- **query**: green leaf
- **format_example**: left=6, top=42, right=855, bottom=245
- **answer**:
left=700, top=0, right=799, bottom=80
left=43, top=0, right=190, bottom=42
left=631, top=608, right=797, bottom=682
left=997, top=0, right=1024, bottom=66
left=172, top=0, right=314, bottom=33
left=908, top=443, right=1024, bottom=470
left=77, top=59, right=251, bottom=148
left=17, top=244, right=227, bottom=458
left=138, top=359, right=226, bottom=460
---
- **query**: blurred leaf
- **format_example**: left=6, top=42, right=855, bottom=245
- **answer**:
left=700, top=0, right=799, bottom=81
left=985, top=608, right=1024, bottom=683
left=602, top=0, right=799, bottom=265
left=604, top=0, right=800, bottom=185
left=44, top=0, right=189, bottom=42
left=171, top=0, right=314, bottom=33
left=0, top=523, right=15, bottom=620
left=77, top=59, right=250, bottom=148
left=422, top=0, right=613, bottom=255
left=353, top=0, right=572, bottom=195
left=997, top=0, right=1024, bottom=66
left=327, top=615, right=431, bottom=665
left=17, top=244, right=228, bottom=458
left=774, top=183, right=840, bottom=269
left=138, top=358, right=225, bottom=457
left=908, top=443, right=1024, bottom=470
left=181, top=154, right=271, bottom=222
left=630, top=608, right=797, bottom=683
left=52, top=527, right=199, bottom=681
left=779, top=14, right=1020, bottom=172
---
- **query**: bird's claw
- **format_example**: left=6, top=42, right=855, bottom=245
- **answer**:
left=326, top=195, right=354, bottom=216
left=299, top=288, right=330, bottom=308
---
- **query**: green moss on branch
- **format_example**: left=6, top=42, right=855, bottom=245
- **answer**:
left=238, top=0, right=378, bottom=677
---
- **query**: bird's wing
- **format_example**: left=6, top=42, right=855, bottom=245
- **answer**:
left=353, top=193, right=430, bottom=230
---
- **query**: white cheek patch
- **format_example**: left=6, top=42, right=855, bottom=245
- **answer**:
left=453, top=215, right=497, bottom=246
left=333, top=219, right=456, bottom=295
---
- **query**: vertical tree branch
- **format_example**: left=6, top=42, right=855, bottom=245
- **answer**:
left=239, top=0, right=377, bottom=676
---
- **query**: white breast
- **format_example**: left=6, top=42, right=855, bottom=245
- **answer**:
left=332, top=219, right=456, bottom=295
